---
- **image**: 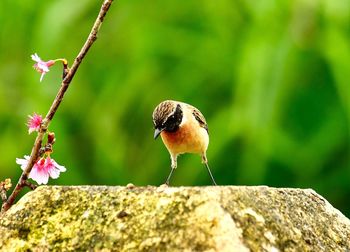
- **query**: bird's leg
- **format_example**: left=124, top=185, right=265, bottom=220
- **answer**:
left=165, top=155, right=177, bottom=186
left=202, top=155, right=217, bottom=186
left=165, top=168, right=175, bottom=186
left=204, top=162, right=217, bottom=186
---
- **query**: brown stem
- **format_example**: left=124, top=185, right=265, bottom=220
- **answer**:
left=22, top=180, right=37, bottom=191
left=1, top=0, right=114, bottom=213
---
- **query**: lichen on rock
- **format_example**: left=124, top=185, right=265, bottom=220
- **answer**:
left=0, top=186, right=349, bottom=251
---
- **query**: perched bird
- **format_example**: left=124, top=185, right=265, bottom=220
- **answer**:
left=152, top=100, right=217, bottom=185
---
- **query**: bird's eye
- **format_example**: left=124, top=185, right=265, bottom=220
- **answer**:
left=166, top=116, right=175, bottom=124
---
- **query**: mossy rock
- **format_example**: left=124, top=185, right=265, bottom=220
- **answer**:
left=0, top=186, right=349, bottom=251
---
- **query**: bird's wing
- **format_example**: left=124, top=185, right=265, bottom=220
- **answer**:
left=191, top=106, right=209, bottom=133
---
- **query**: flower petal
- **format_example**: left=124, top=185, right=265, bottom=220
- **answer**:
left=29, top=160, right=49, bottom=185
left=40, top=72, right=45, bottom=82
left=46, top=157, right=66, bottom=179
left=53, top=160, right=66, bottom=172
left=29, top=168, right=49, bottom=185
left=16, top=155, right=30, bottom=170
left=48, top=167, right=60, bottom=179
left=27, top=113, right=42, bottom=134
left=39, top=63, right=49, bottom=72
left=31, top=53, right=41, bottom=62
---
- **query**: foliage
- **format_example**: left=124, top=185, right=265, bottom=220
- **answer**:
left=0, top=1, right=349, bottom=215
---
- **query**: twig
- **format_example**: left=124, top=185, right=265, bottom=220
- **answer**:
left=1, top=0, right=114, bottom=213
left=0, top=190, right=6, bottom=203
left=22, top=180, right=38, bottom=191
left=0, top=179, right=11, bottom=203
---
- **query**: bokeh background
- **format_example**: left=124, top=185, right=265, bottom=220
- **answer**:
left=0, top=0, right=349, bottom=216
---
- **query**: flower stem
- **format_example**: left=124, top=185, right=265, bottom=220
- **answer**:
left=54, top=58, right=69, bottom=78
left=1, top=0, right=114, bottom=213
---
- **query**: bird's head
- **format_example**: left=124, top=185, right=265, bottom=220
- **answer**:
left=152, top=100, right=183, bottom=139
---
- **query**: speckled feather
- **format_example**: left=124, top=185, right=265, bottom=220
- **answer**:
left=153, top=100, right=208, bottom=132
left=152, top=100, right=176, bottom=127
left=187, top=104, right=208, bottom=133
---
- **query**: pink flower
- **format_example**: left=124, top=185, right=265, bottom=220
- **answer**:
left=31, top=53, right=55, bottom=82
left=27, top=113, right=43, bottom=134
left=44, top=157, right=66, bottom=179
left=16, top=155, right=66, bottom=185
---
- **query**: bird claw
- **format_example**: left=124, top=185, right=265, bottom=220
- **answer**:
left=159, top=183, right=169, bottom=188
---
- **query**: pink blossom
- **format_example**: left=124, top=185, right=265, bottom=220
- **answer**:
left=16, top=155, right=66, bottom=185
left=31, top=53, right=55, bottom=82
left=27, top=113, right=43, bottom=134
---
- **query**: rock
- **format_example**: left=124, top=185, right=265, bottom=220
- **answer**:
left=0, top=186, right=349, bottom=251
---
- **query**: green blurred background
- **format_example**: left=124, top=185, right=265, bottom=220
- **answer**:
left=0, top=0, right=349, bottom=216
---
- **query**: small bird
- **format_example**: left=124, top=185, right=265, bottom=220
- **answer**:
left=152, top=100, right=217, bottom=185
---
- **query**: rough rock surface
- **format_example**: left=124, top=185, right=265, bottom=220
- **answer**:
left=0, top=186, right=349, bottom=251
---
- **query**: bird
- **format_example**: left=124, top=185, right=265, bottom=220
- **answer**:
left=152, top=100, right=217, bottom=186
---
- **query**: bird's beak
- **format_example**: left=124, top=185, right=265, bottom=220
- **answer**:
left=154, top=128, right=163, bottom=139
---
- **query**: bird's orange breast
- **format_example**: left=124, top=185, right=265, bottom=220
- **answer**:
left=160, top=121, right=209, bottom=156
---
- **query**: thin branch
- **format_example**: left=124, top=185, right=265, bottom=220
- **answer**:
left=1, top=0, right=114, bottom=213
left=0, top=190, right=6, bottom=203
left=22, top=180, right=38, bottom=191
left=0, top=179, right=11, bottom=204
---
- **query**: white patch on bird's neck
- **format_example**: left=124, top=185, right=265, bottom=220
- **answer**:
left=179, top=106, right=189, bottom=127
